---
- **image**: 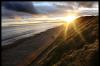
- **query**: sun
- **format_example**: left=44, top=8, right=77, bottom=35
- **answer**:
left=63, top=15, right=77, bottom=23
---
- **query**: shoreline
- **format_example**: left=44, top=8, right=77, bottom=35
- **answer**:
left=2, top=24, right=65, bottom=66
left=2, top=23, right=63, bottom=47
left=2, top=22, right=64, bottom=47
left=2, top=24, right=64, bottom=50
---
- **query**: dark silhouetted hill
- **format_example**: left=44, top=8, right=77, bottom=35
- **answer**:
left=30, top=16, right=99, bottom=66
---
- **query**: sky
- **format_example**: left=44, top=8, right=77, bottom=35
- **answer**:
left=33, top=2, right=98, bottom=8
left=2, top=1, right=99, bottom=18
left=33, top=2, right=54, bottom=6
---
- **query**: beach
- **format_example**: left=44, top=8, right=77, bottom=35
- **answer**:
left=2, top=16, right=99, bottom=66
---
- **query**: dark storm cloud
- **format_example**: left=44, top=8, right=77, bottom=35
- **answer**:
left=2, top=7, right=32, bottom=18
left=2, top=1, right=37, bottom=14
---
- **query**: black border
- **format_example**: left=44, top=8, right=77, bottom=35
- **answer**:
left=0, top=0, right=99, bottom=66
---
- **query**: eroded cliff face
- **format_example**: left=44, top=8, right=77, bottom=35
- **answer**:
left=31, top=16, right=99, bottom=66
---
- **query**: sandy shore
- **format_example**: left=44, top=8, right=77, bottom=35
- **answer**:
left=2, top=25, right=65, bottom=66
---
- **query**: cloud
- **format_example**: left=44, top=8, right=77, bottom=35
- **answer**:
left=2, top=7, right=32, bottom=18
left=2, top=1, right=98, bottom=18
left=52, top=2, right=98, bottom=9
left=2, top=1, right=37, bottom=14
left=78, top=2, right=98, bottom=8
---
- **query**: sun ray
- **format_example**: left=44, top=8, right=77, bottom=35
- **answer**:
left=71, top=22, right=86, bottom=42
left=63, top=22, right=70, bottom=40
left=62, top=12, right=84, bottom=41
left=63, top=15, right=78, bottom=23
